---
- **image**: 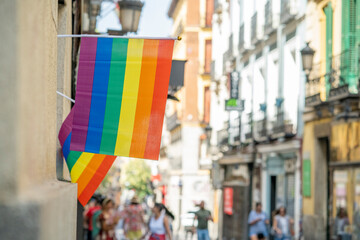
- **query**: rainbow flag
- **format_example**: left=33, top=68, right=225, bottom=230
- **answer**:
left=70, top=37, right=174, bottom=160
left=59, top=107, right=117, bottom=206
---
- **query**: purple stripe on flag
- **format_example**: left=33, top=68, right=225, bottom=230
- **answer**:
left=70, top=37, right=98, bottom=152
left=58, top=107, right=75, bottom=147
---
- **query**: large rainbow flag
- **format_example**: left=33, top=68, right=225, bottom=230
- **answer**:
left=58, top=37, right=175, bottom=205
left=70, top=37, right=174, bottom=160
left=59, top=107, right=117, bottom=206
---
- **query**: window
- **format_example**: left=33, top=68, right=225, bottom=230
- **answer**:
left=203, top=86, right=211, bottom=123
left=204, top=39, right=212, bottom=74
left=205, top=0, right=214, bottom=27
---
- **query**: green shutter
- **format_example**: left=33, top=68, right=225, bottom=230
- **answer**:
left=356, top=0, right=360, bottom=90
left=324, top=3, right=333, bottom=97
left=341, top=0, right=358, bottom=93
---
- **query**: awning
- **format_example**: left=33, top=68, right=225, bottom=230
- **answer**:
left=169, top=60, right=186, bottom=90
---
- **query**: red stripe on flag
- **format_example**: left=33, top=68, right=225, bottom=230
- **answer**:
left=76, top=154, right=106, bottom=197
left=143, top=40, right=174, bottom=160
left=78, top=155, right=116, bottom=206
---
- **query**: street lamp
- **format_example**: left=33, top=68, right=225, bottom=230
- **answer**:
left=118, top=0, right=144, bottom=33
left=205, top=125, right=213, bottom=140
left=300, top=42, right=315, bottom=81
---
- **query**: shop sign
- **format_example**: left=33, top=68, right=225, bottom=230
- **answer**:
left=225, top=99, right=244, bottom=111
left=224, top=187, right=233, bottom=215
left=303, top=159, right=311, bottom=197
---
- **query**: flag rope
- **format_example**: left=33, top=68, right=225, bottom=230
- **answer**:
left=57, top=34, right=181, bottom=40
left=56, top=91, right=75, bottom=103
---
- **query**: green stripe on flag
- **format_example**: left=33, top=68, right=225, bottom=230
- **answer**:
left=100, top=38, right=129, bottom=154
left=66, top=151, right=82, bottom=173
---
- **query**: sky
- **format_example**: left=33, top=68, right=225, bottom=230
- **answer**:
left=97, top=0, right=173, bottom=37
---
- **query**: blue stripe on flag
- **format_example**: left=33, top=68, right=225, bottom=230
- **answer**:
left=85, top=38, right=113, bottom=153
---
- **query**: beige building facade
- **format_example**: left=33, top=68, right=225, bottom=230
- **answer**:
left=0, top=0, right=77, bottom=239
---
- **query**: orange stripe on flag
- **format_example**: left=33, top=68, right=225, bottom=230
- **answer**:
left=129, top=40, right=159, bottom=158
left=144, top=40, right=174, bottom=160
left=78, top=155, right=116, bottom=206
left=76, top=154, right=106, bottom=197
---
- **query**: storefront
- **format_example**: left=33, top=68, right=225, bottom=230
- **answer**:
left=258, top=140, right=301, bottom=238
left=218, top=152, right=254, bottom=240
left=327, top=121, right=360, bottom=240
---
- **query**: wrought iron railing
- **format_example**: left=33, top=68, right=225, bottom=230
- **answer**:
left=280, top=0, right=295, bottom=24
left=255, top=118, right=267, bottom=138
left=272, top=111, right=294, bottom=135
left=244, top=113, right=253, bottom=140
left=264, top=0, right=273, bottom=35
left=217, top=122, right=229, bottom=146
left=305, top=49, right=359, bottom=106
left=251, top=12, right=257, bottom=44
left=239, top=24, right=245, bottom=50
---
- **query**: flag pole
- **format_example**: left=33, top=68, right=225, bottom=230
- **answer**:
left=57, top=34, right=181, bottom=40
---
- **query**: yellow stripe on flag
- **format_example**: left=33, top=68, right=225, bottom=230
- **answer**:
left=70, top=152, right=95, bottom=183
left=114, top=39, right=144, bottom=156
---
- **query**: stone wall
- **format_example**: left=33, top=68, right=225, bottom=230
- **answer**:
left=0, top=0, right=77, bottom=239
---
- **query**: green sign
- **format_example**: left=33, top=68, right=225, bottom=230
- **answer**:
left=303, top=159, right=311, bottom=197
left=225, top=99, right=244, bottom=111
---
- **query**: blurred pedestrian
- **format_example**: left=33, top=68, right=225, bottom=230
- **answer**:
left=248, top=202, right=269, bottom=240
left=272, top=206, right=294, bottom=240
left=95, top=198, right=120, bottom=240
left=334, top=207, right=349, bottom=240
left=193, top=201, right=213, bottom=240
left=142, top=203, right=172, bottom=240
left=121, top=196, right=145, bottom=240
left=85, top=195, right=102, bottom=240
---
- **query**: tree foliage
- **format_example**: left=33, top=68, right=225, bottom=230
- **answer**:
left=121, top=159, right=152, bottom=199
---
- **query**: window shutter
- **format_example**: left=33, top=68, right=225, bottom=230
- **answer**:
left=341, top=0, right=358, bottom=92
left=324, top=3, right=333, bottom=96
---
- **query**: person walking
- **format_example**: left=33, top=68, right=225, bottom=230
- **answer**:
left=142, top=203, right=172, bottom=240
left=95, top=198, right=120, bottom=240
left=121, top=196, right=145, bottom=240
left=248, top=202, right=269, bottom=240
left=194, top=201, right=213, bottom=240
left=85, top=195, right=103, bottom=240
left=333, top=207, right=350, bottom=240
left=272, top=206, right=294, bottom=240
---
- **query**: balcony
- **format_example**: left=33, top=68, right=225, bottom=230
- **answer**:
left=264, top=0, right=275, bottom=35
left=244, top=113, right=253, bottom=142
left=210, top=60, right=215, bottom=80
left=255, top=118, right=267, bottom=142
left=305, top=49, right=360, bottom=108
left=217, top=122, right=229, bottom=147
left=328, top=49, right=359, bottom=101
left=239, top=23, right=246, bottom=53
left=305, top=62, right=323, bottom=107
left=251, top=12, right=258, bottom=45
left=228, top=34, right=233, bottom=56
left=271, top=111, right=295, bottom=138
left=280, top=0, right=296, bottom=24
left=166, top=112, right=180, bottom=131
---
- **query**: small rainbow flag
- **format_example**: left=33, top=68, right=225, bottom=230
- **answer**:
left=70, top=37, right=174, bottom=160
left=59, top=107, right=117, bottom=206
